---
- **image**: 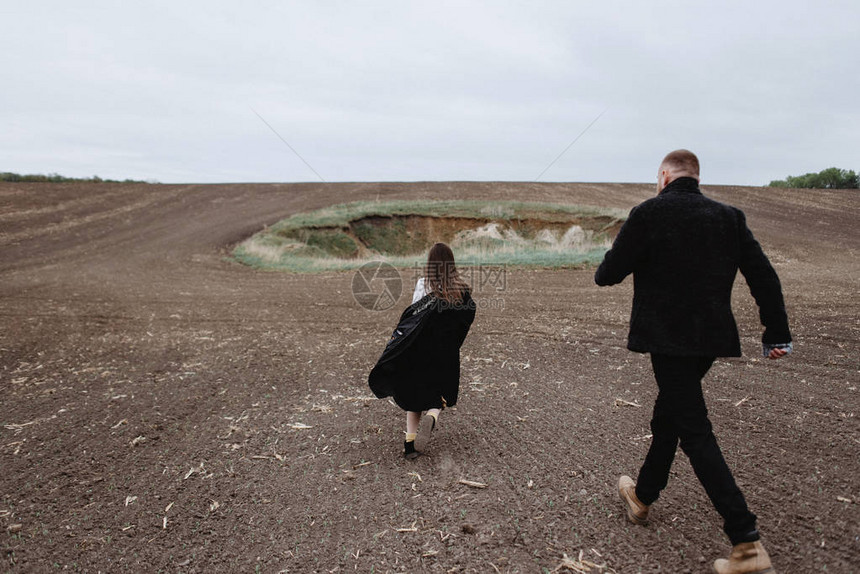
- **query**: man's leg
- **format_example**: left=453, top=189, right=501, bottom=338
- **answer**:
left=635, top=372, right=680, bottom=505
left=653, top=354, right=759, bottom=544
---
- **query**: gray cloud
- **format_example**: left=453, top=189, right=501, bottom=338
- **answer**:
left=2, top=1, right=857, bottom=184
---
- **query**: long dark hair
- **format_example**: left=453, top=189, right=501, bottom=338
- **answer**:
left=425, top=242, right=469, bottom=304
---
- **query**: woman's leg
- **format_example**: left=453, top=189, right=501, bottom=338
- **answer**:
left=404, top=411, right=421, bottom=459
left=426, top=408, right=441, bottom=423
left=415, top=407, right=440, bottom=452
left=406, top=411, right=421, bottom=439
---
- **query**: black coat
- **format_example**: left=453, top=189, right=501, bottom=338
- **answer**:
left=369, top=291, right=476, bottom=411
left=595, top=177, right=791, bottom=357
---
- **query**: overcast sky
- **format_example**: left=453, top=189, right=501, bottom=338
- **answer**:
left=2, top=1, right=857, bottom=185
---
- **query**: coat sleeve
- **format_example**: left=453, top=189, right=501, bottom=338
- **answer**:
left=736, top=210, right=792, bottom=345
left=595, top=205, right=647, bottom=286
left=441, top=294, right=476, bottom=407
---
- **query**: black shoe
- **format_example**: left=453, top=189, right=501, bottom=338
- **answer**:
left=404, top=440, right=419, bottom=460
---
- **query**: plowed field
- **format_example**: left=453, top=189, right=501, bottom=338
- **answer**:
left=1, top=181, right=858, bottom=572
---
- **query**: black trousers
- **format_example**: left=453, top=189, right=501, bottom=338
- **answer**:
left=635, top=354, right=759, bottom=545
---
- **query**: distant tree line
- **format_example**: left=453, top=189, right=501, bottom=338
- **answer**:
left=0, top=172, right=153, bottom=183
left=769, top=167, right=858, bottom=189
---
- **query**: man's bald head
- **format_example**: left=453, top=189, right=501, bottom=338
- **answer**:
left=657, top=149, right=700, bottom=192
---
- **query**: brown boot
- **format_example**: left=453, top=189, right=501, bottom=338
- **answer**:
left=618, top=475, right=649, bottom=525
left=713, top=541, right=775, bottom=574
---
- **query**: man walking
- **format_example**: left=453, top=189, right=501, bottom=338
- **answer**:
left=595, top=150, right=791, bottom=573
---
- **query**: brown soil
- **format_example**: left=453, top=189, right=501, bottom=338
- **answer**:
left=1, top=181, right=858, bottom=573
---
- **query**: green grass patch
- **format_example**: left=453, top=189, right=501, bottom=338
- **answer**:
left=281, top=228, right=361, bottom=258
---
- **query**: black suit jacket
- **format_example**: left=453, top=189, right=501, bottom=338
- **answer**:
left=595, top=177, right=791, bottom=357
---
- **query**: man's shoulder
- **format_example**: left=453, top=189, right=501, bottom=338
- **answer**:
left=637, top=190, right=744, bottom=217
left=699, top=194, right=747, bottom=222
left=697, top=190, right=742, bottom=211
left=628, top=195, right=661, bottom=216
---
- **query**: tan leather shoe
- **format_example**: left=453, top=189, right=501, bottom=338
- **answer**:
left=618, top=475, right=649, bottom=525
left=713, top=541, right=775, bottom=574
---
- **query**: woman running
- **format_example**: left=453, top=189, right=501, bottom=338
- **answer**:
left=369, top=243, right=476, bottom=459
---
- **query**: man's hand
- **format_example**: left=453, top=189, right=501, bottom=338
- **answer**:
left=763, top=342, right=792, bottom=359
left=767, top=347, right=788, bottom=360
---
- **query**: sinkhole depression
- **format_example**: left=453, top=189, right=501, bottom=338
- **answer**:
left=233, top=200, right=627, bottom=272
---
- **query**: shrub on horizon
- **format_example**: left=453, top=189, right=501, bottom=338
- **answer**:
left=0, top=171, right=151, bottom=183
left=769, top=167, right=859, bottom=189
